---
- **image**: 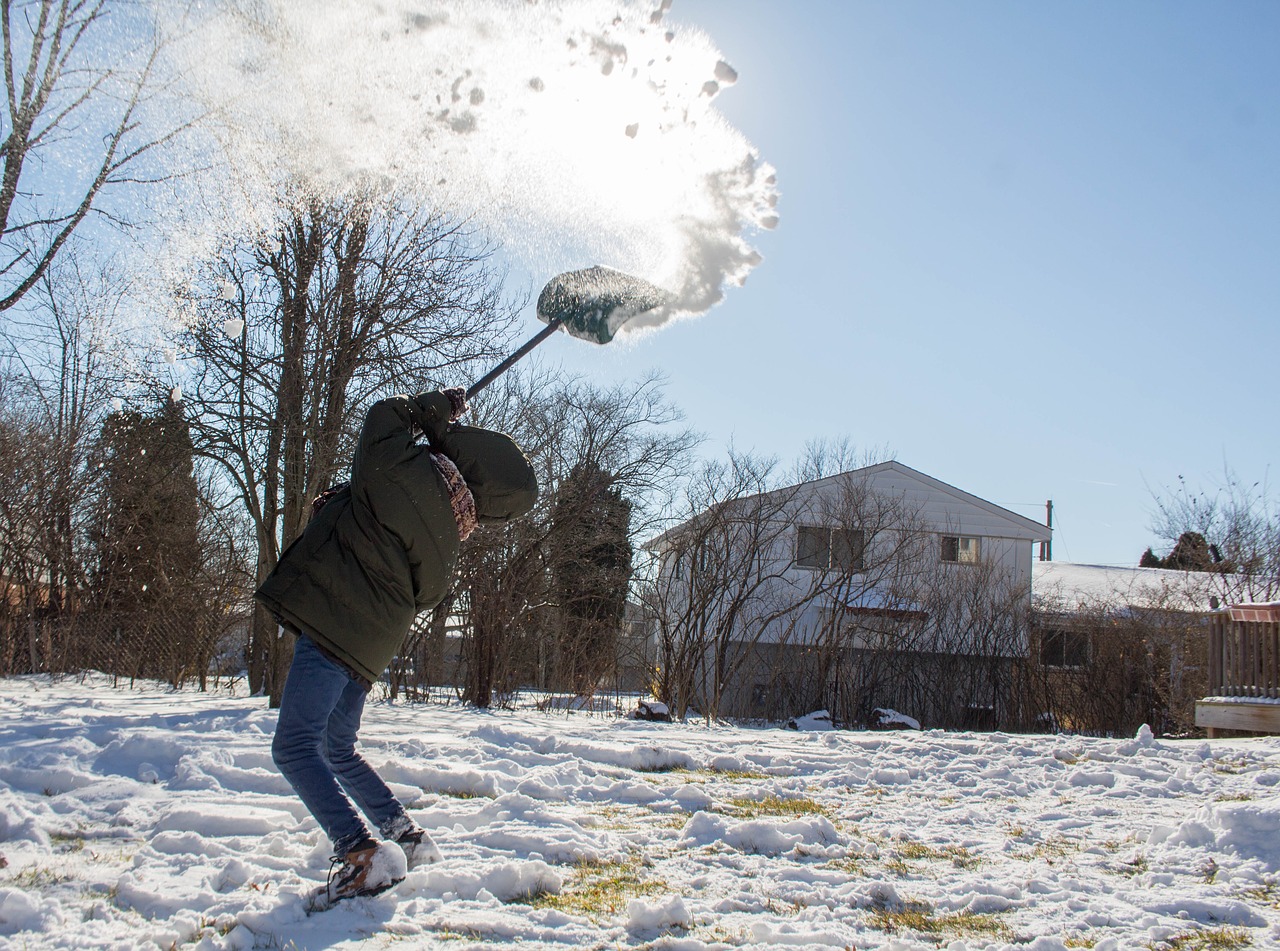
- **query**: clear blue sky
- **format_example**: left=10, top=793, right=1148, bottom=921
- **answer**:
left=541, top=0, right=1280, bottom=567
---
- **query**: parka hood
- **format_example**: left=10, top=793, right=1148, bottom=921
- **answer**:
left=438, top=424, right=538, bottom=523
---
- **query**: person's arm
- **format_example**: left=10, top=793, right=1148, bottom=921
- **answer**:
left=349, top=390, right=465, bottom=493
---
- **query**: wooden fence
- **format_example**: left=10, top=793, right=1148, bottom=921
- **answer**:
left=1207, top=609, right=1280, bottom=698
left=1197, top=605, right=1280, bottom=735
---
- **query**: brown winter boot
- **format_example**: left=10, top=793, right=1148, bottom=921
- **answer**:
left=325, top=838, right=406, bottom=904
left=382, top=813, right=443, bottom=870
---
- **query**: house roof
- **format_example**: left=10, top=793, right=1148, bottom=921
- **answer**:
left=836, top=461, right=1052, bottom=540
left=645, top=459, right=1051, bottom=549
left=1032, top=561, right=1225, bottom=616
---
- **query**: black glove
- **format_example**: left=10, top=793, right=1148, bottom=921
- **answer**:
left=443, top=387, right=469, bottom=422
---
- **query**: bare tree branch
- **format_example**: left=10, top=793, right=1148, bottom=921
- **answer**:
left=0, top=0, right=188, bottom=311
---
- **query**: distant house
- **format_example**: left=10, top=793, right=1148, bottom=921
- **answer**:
left=1028, top=561, right=1225, bottom=735
left=1031, top=560, right=1223, bottom=667
left=643, top=461, right=1051, bottom=727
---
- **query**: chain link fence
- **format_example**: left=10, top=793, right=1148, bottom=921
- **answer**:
left=0, top=604, right=250, bottom=691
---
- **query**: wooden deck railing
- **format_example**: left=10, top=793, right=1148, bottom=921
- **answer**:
left=1206, top=609, right=1280, bottom=699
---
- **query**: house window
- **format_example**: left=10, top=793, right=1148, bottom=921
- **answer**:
left=796, top=525, right=865, bottom=572
left=668, top=545, right=713, bottom=580
left=940, top=535, right=981, bottom=564
left=667, top=552, right=684, bottom=580
left=1040, top=629, right=1089, bottom=669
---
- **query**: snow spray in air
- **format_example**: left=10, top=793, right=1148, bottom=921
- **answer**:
left=154, top=0, right=778, bottom=332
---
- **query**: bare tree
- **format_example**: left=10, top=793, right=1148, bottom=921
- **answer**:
left=0, top=391, right=56, bottom=672
left=774, top=466, right=934, bottom=726
left=640, top=451, right=823, bottom=720
left=900, top=557, right=1031, bottom=729
left=450, top=369, right=695, bottom=709
left=547, top=460, right=632, bottom=696
left=644, top=450, right=1037, bottom=729
left=0, top=256, right=127, bottom=672
left=175, top=195, right=515, bottom=704
left=792, top=436, right=894, bottom=484
left=1025, top=594, right=1209, bottom=737
left=1149, top=469, right=1279, bottom=604
left=0, top=0, right=187, bottom=311
left=0, top=247, right=258, bottom=687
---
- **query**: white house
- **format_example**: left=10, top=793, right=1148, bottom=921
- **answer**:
left=643, top=461, right=1052, bottom=726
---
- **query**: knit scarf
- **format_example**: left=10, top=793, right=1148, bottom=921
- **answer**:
left=430, top=451, right=478, bottom=541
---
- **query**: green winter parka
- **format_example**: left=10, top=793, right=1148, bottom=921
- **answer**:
left=254, top=391, right=537, bottom=686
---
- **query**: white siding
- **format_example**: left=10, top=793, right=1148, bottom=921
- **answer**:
left=648, top=461, right=1049, bottom=657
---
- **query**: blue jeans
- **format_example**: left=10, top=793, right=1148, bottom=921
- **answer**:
left=272, top=634, right=403, bottom=855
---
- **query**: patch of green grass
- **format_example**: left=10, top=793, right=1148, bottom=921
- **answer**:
left=654, top=815, right=690, bottom=831
left=1215, top=792, right=1254, bottom=802
left=660, top=765, right=772, bottom=783
left=761, top=896, right=804, bottom=915
left=1064, top=938, right=1097, bottom=949
left=706, top=767, right=771, bottom=781
left=1150, top=925, right=1252, bottom=950
left=883, top=858, right=912, bottom=877
left=525, top=857, right=667, bottom=920
left=50, top=832, right=86, bottom=853
left=434, top=788, right=484, bottom=800
left=724, top=795, right=829, bottom=819
left=1013, top=833, right=1080, bottom=862
left=635, top=762, right=685, bottom=774
left=692, top=924, right=752, bottom=945
left=1239, top=881, right=1280, bottom=908
left=1118, top=854, right=1149, bottom=876
left=820, top=855, right=867, bottom=875
left=585, top=805, right=644, bottom=831
left=869, top=900, right=1010, bottom=940
left=5, top=865, right=74, bottom=889
left=1212, top=758, right=1250, bottom=775
left=432, top=927, right=489, bottom=942
left=892, top=840, right=981, bottom=870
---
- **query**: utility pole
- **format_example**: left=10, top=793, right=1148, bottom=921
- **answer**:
left=1039, top=500, right=1053, bottom=562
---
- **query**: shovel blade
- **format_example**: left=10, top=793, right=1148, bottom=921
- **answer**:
left=537, top=266, right=674, bottom=344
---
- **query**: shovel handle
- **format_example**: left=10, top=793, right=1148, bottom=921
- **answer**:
left=466, top=318, right=563, bottom=399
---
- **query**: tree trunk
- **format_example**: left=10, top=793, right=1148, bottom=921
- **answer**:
left=26, top=612, right=40, bottom=673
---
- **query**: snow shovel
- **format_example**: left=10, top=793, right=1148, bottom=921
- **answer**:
left=466, top=266, right=674, bottom=398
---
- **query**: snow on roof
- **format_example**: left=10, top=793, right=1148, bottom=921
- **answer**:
left=645, top=460, right=1050, bottom=550
left=1032, top=561, right=1224, bottom=616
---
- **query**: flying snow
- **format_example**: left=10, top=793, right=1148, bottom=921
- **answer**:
left=152, top=0, right=779, bottom=333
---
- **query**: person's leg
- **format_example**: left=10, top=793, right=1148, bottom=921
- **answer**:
left=326, top=690, right=442, bottom=868
left=324, top=677, right=405, bottom=833
left=272, top=635, right=372, bottom=855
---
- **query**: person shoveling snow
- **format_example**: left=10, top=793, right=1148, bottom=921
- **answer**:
left=255, top=269, right=668, bottom=907
left=256, top=388, right=537, bottom=906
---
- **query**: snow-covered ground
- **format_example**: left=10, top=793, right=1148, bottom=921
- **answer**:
left=3, top=676, right=1280, bottom=950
